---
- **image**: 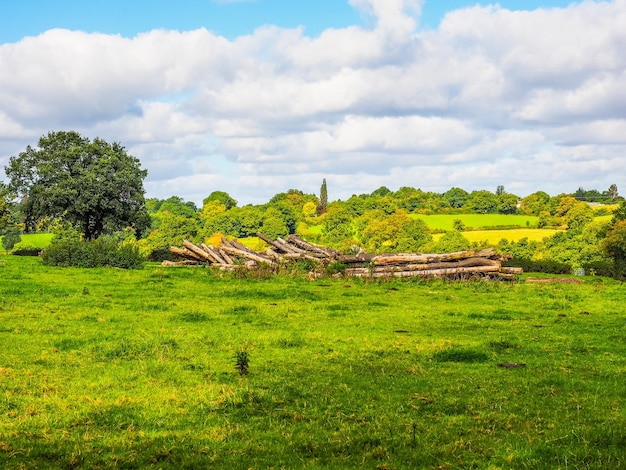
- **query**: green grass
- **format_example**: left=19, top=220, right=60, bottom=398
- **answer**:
left=1, top=255, right=625, bottom=468
left=433, top=228, right=560, bottom=244
left=0, top=232, right=54, bottom=250
left=411, top=213, right=540, bottom=231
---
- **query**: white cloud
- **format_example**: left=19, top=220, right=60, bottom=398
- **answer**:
left=1, top=0, right=625, bottom=204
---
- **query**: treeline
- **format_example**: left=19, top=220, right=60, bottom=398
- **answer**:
left=3, top=131, right=626, bottom=277
left=136, top=184, right=619, bottom=262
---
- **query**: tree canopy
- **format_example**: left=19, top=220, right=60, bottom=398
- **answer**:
left=5, top=131, right=150, bottom=239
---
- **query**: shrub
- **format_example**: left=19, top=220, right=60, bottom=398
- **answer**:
left=41, top=234, right=144, bottom=268
left=1, top=226, right=21, bottom=251
left=11, top=243, right=41, bottom=256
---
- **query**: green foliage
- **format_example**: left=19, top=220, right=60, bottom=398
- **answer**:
left=321, top=206, right=355, bottom=247
left=444, top=187, right=469, bottom=209
left=564, top=202, right=593, bottom=230
left=142, top=212, right=201, bottom=260
left=317, top=178, right=328, bottom=215
left=203, top=191, right=237, bottom=210
left=235, top=349, right=250, bottom=376
left=360, top=210, right=431, bottom=253
left=1, top=226, right=21, bottom=251
left=466, top=190, right=498, bottom=214
left=452, top=218, right=465, bottom=231
left=519, top=191, right=551, bottom=216
left=431, top=230, right=470, bottom=253
left=603, top=219, right=626, bottom=279
left=41, top=232, right=144, bottom=268
left=5, top=131, right=150, bottom=239
left=497, top=192, right=519, bottom=214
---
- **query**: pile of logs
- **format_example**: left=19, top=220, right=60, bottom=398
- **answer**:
left=167, top=233, right=522, bottom=280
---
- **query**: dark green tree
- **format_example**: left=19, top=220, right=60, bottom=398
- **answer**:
left=203, top=191, right=237, bottom=210
left=444, top=187, right=469, bottom=209
left=0, top=183, right=11, bottom=231
left=5, top=131, right=150, bottom=239
left=466, top=190, right=498, bottom=214
left=317, top=179, right=328, bottom=215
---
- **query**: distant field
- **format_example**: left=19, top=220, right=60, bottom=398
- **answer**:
left=411, top=214, right=539, bottom=231
left=434, top=229, right=560, bottom=245
left=0, top=232, right=54, bottom=250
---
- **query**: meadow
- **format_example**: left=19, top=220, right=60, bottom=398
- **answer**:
left=410, top=214, right=540, bottom=231
left=1, top=255, right=625, bottom=468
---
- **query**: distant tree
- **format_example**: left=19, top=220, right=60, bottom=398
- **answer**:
left=496, top=185, right=505, bottom=196
left=361, top=210, right=431, bottom=253
left=466, top=190, right=498, bottom=214
left=497, top=193, right=519, bottom=214
left=432, top=231, right=470, bottom=253
left=5, top=131, right=150, bottom=239
left=158, top=196, right=198, bottom=218
left=444, top=187, right=469, bottom=209
left=371, top=186, right=391, bottom=197
left=612, top=200, right=626, bottom=224
left=608, top=184, right=619, bottom=201
left=564, top=202, right=593, bottom=230
left=317, top=179, right=328, bottom=215
left=321, top=207, right=354, bottom=247
left=203, top=191, right=237, bottom=210
left=0, top=183, right=11, bottom=231
left=519, top=191, right=551, bottom=216
left=604, top=220, right=626, bottom=279
left=452, top=219, right=465, bottom=231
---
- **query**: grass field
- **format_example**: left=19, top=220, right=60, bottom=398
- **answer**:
left=433, top=229, right=560, bottom=245
left=1, top=255, right=625, bottom=468
left=410, top=214, right=540, bottom=231
left=0, top=233, right=54, bottom=251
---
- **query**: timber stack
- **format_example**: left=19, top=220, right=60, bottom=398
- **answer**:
left=167, top=233, right=522, bottom=280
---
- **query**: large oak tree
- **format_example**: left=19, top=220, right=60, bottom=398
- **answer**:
left=5, top=131, right=150, bottom=239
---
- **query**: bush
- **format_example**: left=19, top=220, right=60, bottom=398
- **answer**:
left=1, top=226, right=21, bottom=251
left=503, top=257, right=571, bottom=275
left=11, top=243, right=41, bottom=256
left=41, top=235, right=144, bottom=269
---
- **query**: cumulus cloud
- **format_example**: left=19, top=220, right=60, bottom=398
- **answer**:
left=1, top=0, right=625, bottom=204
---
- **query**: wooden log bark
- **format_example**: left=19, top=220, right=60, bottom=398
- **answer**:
left=499, top=266, right=523, bottom=275
left=286, top=235, right=336, bottom=257
left=220, top=244, right=277, bottom=266
left=161, top=259, right=200, bottom=267
left=256, top=233, right=289, bottom=253
left=199, top=243, right=222, bottom=264
left=344, top=258, right=500, bottom=276
left=372, top=250, right=478, bottom=266
left=182, top=240, right=215, bottom=263
left=348, top=265, right=501, bottom=279
left=170, top=246, right=203, bottom=261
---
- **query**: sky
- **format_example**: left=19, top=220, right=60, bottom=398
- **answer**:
left=1, top=0, right=625, bottom=206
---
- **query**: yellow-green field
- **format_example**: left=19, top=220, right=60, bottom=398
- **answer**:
left=433, top=229, right=560, bottom=245
left=411, top=213, right=539, bottom=230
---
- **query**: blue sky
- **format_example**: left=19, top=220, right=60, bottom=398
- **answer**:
left=1, top=0, right=575, bottom=42
left=1, top=0, right=624, bottom=205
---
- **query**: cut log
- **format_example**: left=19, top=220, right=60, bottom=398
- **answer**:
left=372, top=250, right=478, bottom=266
left=499, top=266, right=523, bottom=275
left=170, top=246, right=203, bottom=261
left=287, top=235, right=336, bottom=257
left=182, top=240, right=215, bottom=263
left=161, top=259, right=199, bottom=267
left=220, top=244, right=277, bottom=266
left=348, top=265, right=501, bottom=279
